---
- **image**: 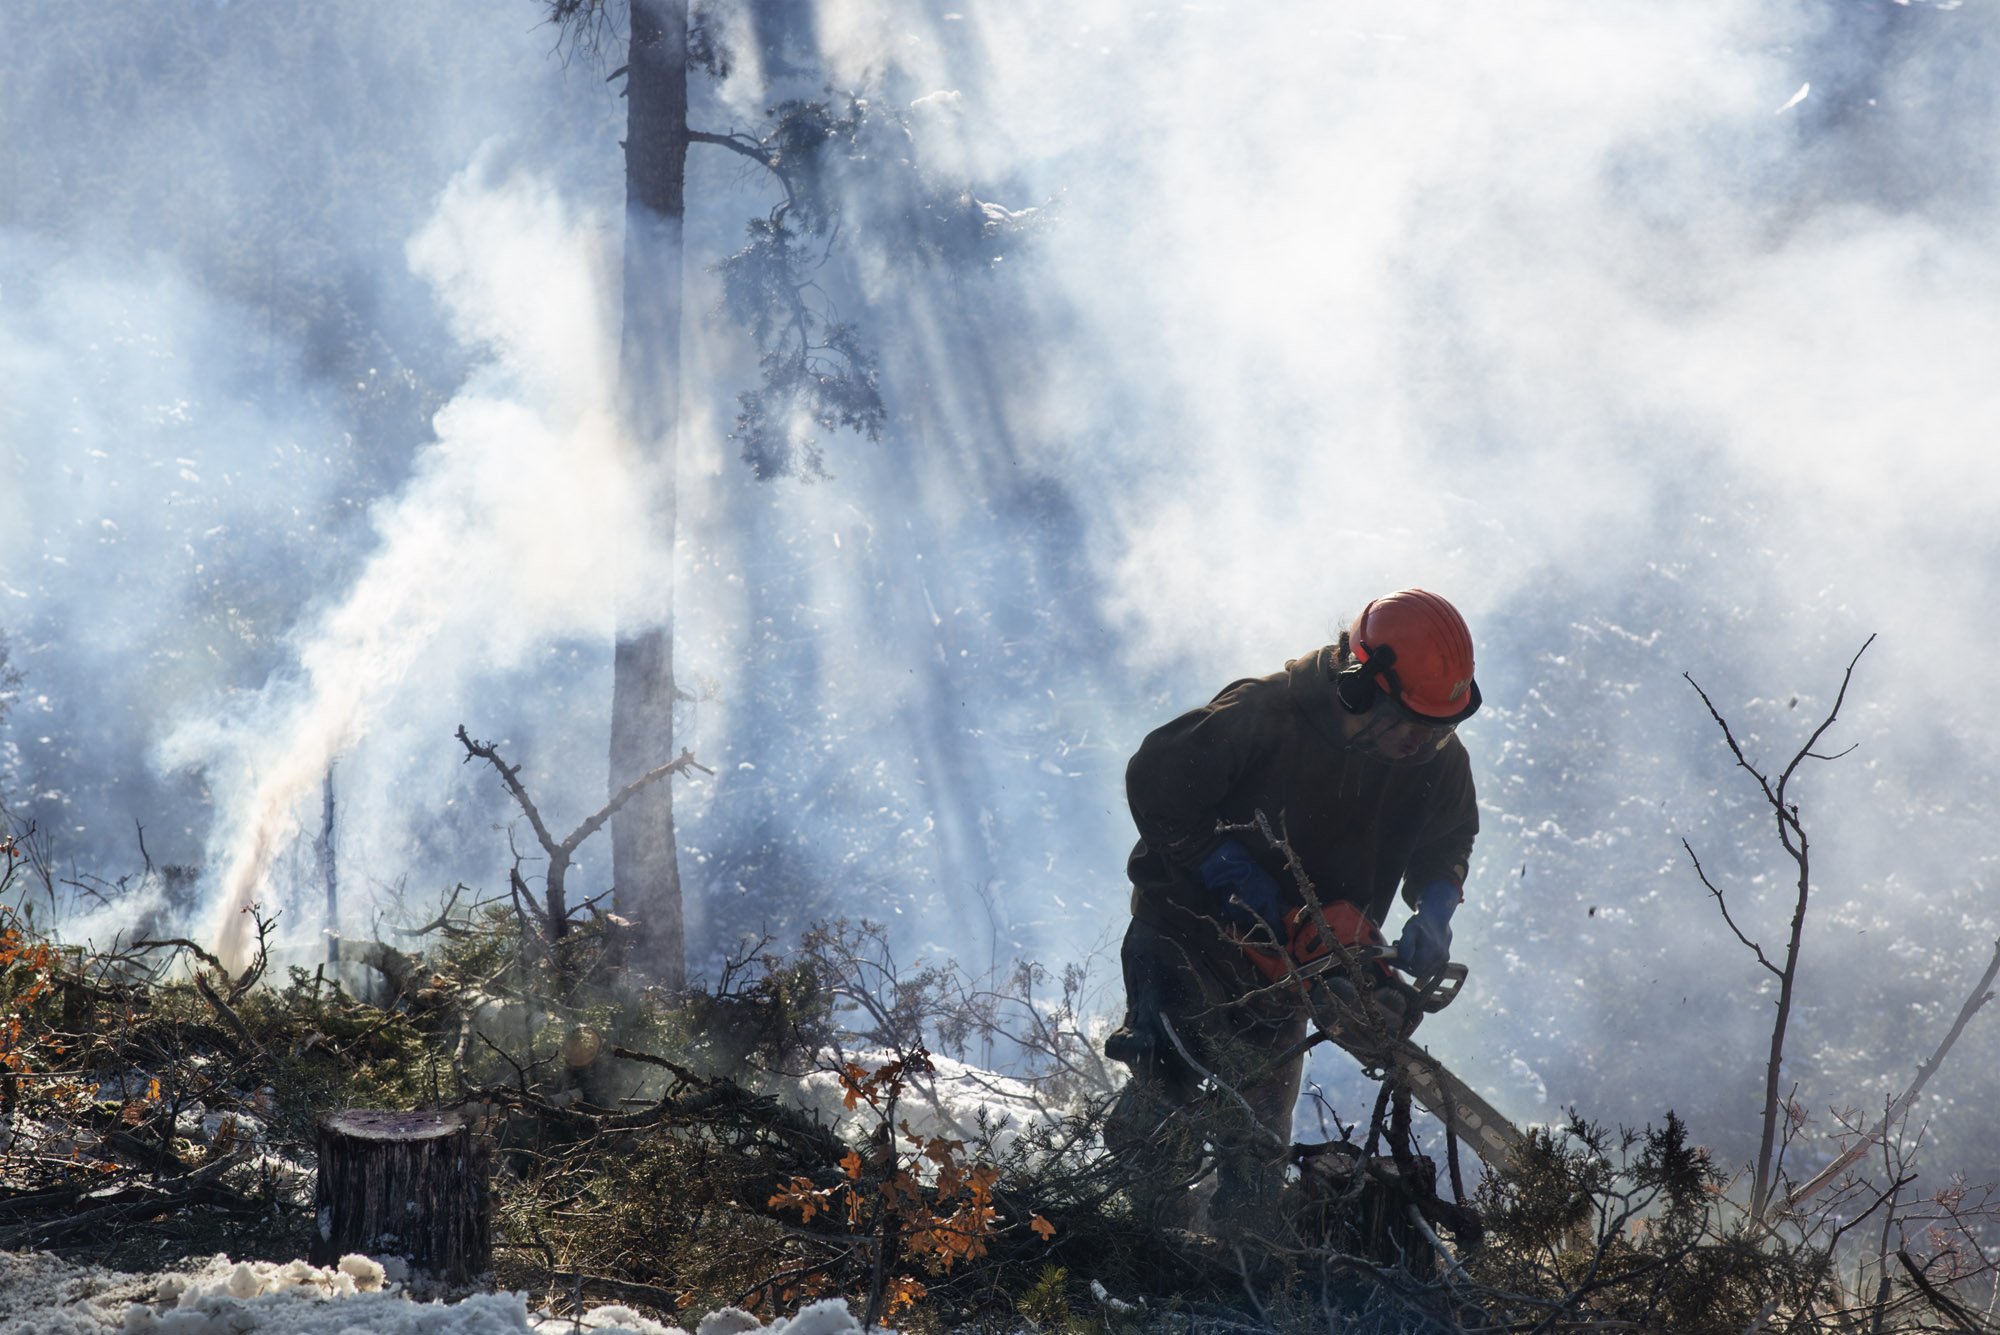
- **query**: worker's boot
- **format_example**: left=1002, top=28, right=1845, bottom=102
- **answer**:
left=1208, top=1155, right=1288, bottom=1242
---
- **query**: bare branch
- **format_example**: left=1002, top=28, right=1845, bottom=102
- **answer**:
left=1820, top=1169, right=1919, bottom=1254
left=390, top=884, right=468, bottom=939
left=130, top=936, right=229, bottom=977
left=688, top=127, right=777, bottom=169
left=560, top=747, right=710, bottom=857
left=1682, top=838, right=1778, bottom=975
left=1684, top=671, right=1778, bottom=805
left=456, top=726, right=563, bottom=860
left=192, top=969, right=264, bottom=1062
left=225, top=905, right=277, bottom=1000
left=460, top=725, right=706, bottom=950
left=1777, top=634, right=1876, bottom=796
left=508, top=866, right=551, bottom=933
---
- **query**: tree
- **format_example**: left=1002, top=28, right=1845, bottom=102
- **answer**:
left=1682, top=636, right=1873, bottom=1223
left=603, top=0, right=693, bottom=988
left=548, top=0, right=1030, bottom=985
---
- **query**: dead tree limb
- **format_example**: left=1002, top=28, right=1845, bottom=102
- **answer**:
left=1897, top=1249, right=1986, bottom=1333
left=192, top=969, right=265, bottom=1062
left=456, top=725, right=710, bottom=941
left=131, top=905, right=276, bottom=998
left=131, top=935, right=230, bottom=977
left=1784, top=938, right=2000, bottom=1214
left=0, top=1150, right=248, bottom=1250
left=390, top=883, right=469, bottom=939
left=1685, top=634, right=1874, bottom=1224
left=326, top=933, right=427, bottom=1000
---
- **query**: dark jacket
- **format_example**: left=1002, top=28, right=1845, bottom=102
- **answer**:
left=1125, top=645, right=1478, bottom=934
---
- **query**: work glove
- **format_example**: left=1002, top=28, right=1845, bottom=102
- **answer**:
left=1199, top=839, right=1286, bottom=942
left=1393, top=878, right=1460, bottom=977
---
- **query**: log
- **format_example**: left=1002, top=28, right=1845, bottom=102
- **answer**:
left=312, top=1109, right=490, bottom=1282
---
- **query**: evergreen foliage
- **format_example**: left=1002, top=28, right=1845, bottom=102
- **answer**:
left=1, top=871, right=1994, bottom=1330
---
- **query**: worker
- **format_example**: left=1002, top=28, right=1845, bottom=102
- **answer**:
left=1102, top=588, right=1482, bottom=1232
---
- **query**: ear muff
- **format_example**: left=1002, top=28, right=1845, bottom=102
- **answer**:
left=1335, top=643, right=1396, bottom=715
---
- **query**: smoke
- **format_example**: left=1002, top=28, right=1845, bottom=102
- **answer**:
left=151, top=166, right=660, bottom=971
left=789, top=0, right=2000, bottom=1157
left=6, top=0, right=2000, bottom=1172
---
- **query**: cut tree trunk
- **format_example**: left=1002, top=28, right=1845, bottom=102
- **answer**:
left=311, top=1109, right=490, bottom=1282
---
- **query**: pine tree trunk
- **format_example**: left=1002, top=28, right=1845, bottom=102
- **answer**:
left=609, top=0, right=690, bottom=986
left=311, top=1110, right=490, bottom=1282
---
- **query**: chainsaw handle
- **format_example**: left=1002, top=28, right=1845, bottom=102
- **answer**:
left=1366, top=948, right=1468, bottom=1013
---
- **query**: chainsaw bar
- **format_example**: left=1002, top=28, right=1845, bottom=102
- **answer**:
left=1304, top=975, right=1527, bottom=1168
left=1369, top=1035, right=1526, bottom=1168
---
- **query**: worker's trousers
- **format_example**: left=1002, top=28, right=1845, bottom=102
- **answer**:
left=1103, top=910, right=1309, bottom=1233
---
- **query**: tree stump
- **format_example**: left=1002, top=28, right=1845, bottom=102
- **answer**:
left=1291, top=1143, right=1450, bottom=1278
left=312, top=1109, right=490, bottom=1282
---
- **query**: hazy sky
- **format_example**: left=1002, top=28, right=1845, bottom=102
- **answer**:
left=4, top=0, right=1997, bottom=1175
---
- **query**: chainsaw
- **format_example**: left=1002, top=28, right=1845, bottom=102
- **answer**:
left=1243, top=903, right=1527, bottom=1168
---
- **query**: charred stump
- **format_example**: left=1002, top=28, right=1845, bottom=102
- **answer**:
left=312, top=1109, right=490, bottom=1282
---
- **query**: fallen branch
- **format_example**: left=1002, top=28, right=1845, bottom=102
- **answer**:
left=1784, top=939, right=2000, bottom=1213
left=326, top=932, right=426, bottom=999
left=0, top=1150, right=248, bottom=1249
left=131, top=935, right=229, bottom=977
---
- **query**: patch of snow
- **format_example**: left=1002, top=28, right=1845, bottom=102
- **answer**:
left=0, top=1252, right=872, bottom=1335
left=794, top=1047, right=1058, bottom=1157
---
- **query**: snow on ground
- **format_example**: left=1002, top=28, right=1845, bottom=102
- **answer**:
left=794, top=1047, right=1068, bottom=1156
left=0, top=1252, right=869, bottom=1335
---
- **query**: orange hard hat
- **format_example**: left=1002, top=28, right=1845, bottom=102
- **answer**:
left=1346, top=589, right=1481, bottom=724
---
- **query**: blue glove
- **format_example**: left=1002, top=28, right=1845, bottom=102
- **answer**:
left=1199, top=839, right=1286, bottom=938
left=1394, top=879, right=1460, bottom=976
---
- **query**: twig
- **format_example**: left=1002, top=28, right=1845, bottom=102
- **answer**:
left=1157, top=1014, right=1286, bottom=1155
left=1681, top=840, right=1776, bottom=975
left=1405, top=1203, right=1469, bottom=1284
